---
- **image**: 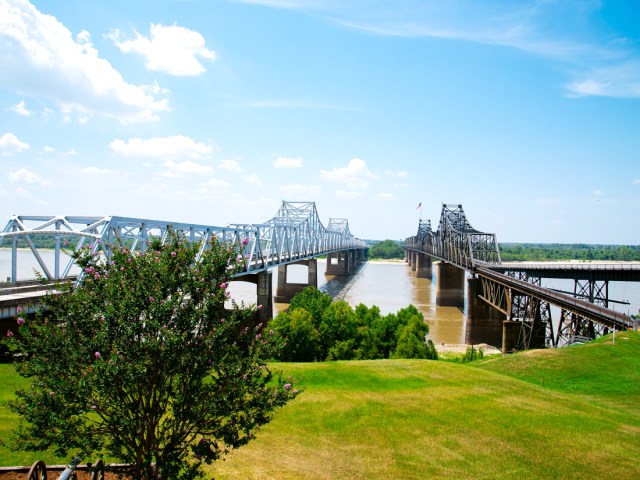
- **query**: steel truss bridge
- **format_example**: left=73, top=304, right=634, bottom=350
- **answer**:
left=0, top=201, right=365, bottom=287
left=405, top=204, right=636, bottom=350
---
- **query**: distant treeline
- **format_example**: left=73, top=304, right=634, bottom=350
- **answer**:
left=0, top=234, right=135, bottom=250
left=367, top=239, right=404, bottom=259
left=499, top=243, right=640, bottom=261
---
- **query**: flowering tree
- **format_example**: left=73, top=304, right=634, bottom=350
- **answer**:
left=5, top=232, right=298, bottom=480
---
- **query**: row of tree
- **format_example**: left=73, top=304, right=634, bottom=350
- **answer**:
left=499, top=243, right=640, bottom=261
left=269, top=287, right=438, bottom=362
left=367, top=239, right=405, bottom=259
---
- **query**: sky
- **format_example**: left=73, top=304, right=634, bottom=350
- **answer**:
left=0, top=0, right=639, bottom=244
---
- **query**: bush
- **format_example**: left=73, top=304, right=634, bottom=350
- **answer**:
left=4, top=232, right=298, bottom=480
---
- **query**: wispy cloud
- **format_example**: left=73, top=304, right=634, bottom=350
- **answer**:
left=110, top=135, right=213, bottom=160
left=247, top=99, right=362, bottom=111
left=230, top=0, right=640, bottom=99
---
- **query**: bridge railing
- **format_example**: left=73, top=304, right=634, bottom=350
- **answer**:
left=0, top=202, right=366, bottom=285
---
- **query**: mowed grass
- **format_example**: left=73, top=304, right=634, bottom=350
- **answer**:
left=212, top=332, right=640, bottom=479
left=1, top=333, right=639, bottom=478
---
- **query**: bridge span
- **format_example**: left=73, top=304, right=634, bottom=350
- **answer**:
left=0, top=201, right=366, bottom=326
left=405, top=204, right=637, bottom=352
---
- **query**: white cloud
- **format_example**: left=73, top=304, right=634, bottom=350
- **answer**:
left=567, top=60, right=640, bottom=98
left=219, top=159, right=242, bottom=172
left=108, top=24, right=216, bottom=76
left=82, top=166, right=114, bottom=175
left=110, top=135, right=213, bottom=160
left=9, top=100, right=33, bottom=116
left=161, top=160, right=215, bottom=177
left=42, top=145, right=55, bottom=153
left=14, top=186, right=35, bottom=199
left=634, top=179, right=640, bottom=185
left=592, top=189, right=604, bottom=197
left=0, top=1, right=169, bottom=123
left=8, top=168, right=51, bottom=186
left=376, top=192, right=395, bottom=200
left=273, top=156, right=303, bottom=168
left=319, top=158, right=377, bottom=189
left=280, top=183, right=322, bottom=196
left=335, top=190, right=364, bottom=200
left=246, top=174, right=262, bottom=187
left=0, top=133, right=30, bottom=155
left=384, top=169, right=408, bottom=177
left=201, top=178, right=230, bottom=189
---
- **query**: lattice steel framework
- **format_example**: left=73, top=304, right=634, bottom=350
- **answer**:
left=405, top=203, right=633, bottom=349
left=0, top=201, right=365, bottom=285
left=406, top=204, right=501, bottom=268
left=477, top=268, right=630, bottom=348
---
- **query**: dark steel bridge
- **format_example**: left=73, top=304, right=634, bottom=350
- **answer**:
left=405, top=204, right=637, bottom=351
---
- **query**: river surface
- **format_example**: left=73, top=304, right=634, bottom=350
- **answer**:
left=2, top=250, right=639, bottom=345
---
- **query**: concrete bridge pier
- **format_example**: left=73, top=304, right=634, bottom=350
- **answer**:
left=465, top=277, right=505, bottom=348
left=274, top=259, right=318, bottom=303
left=326, top=250, right=351, bottom=276
left=435, top=262, right=465, bottom=307
left=415, top=253, right=432, bottom=278
left=242, top=271, right=274, bottom=324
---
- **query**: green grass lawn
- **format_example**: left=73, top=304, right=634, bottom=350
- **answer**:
left=2, top=332, right=639, bottom=479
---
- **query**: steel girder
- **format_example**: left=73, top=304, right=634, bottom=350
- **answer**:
left=477, top=269, right=630, bottom=347
left=0, top=201, right=366, bottom=285
left=405, top=204, right=501, bottom=268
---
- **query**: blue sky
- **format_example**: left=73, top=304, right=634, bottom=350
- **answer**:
left=0, top=0, right=639, bottom=243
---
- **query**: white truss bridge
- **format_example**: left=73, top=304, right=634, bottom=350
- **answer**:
left=0, top=201, right=365, bottom=285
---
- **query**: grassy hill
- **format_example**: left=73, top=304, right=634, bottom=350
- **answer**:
left=1, top=332, right=639, bottom=479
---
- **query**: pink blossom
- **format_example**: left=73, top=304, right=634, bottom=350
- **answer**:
left=94, top=351, right=101, bottom=359
left=16, top=306, right=22, bottom=313
left=171, top=251, right=177, bottom=257
left=50, top=391, right=55, bottom=396
left=149, top=296, right=155, bottom=302
left=256, top=334, right=262, bottom=339
left=92, top=405, right=98, bottom=410
left=284, top=383, right=291, bottom=391
left=220, top=282, right=228, bottom=289
left=257, top=304, right=263, bottom=310
left=16, top=317, right=25, bottom=326
left=63, top=239, right=69, bottom=246
left=242, top=238, right=249, bottom=246
left=6, top=330, right=13, bottom=337
left=120, top=267, right=125, bottom=271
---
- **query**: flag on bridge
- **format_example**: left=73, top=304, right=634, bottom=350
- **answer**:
left=416, top=202, right=421, bottom=209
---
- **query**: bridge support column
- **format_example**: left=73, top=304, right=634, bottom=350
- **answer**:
left=465, top=278, right=505, bottom=348
left=256, top=271, right=273, bottom=324
left=502, top=321, right=520, bottom=354
left=435, top=262, right=465, bottom=307
left=275, top=259, right=318, bottom=303
left=410, top=251, right=417, bottom=271
left=326, top=251, right=351, bottom=276
left=415, top=253, right=432, bottom=278
left=239, top=271, right=273, bottom=324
